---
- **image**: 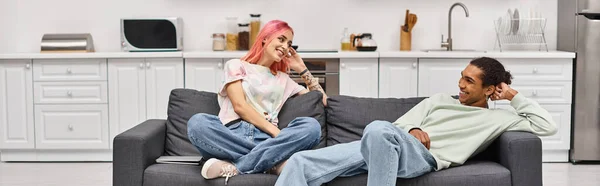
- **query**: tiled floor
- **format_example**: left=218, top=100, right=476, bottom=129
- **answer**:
left=0, top=162, right=598, bottom=186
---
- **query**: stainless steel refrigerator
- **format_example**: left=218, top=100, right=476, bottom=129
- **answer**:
left=558, top=0, right=600, bottom=163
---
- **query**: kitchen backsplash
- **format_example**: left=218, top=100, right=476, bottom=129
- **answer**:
left=0, top=0, right=557, bottom=53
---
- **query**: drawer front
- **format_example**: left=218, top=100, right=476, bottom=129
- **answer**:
left=33, top=59, right=107, bottom=81
left=34, top=82, right=108, bottom=104
left=495, top=104, right=571, bottom=150
left=34, top=104, right=108, bottom=149
left=494, top=81, right=572, bottom=104
left=501, top=58, right=573, bottom=81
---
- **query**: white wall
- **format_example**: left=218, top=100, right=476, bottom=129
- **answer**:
left=0, top=0, right=557, bottom=53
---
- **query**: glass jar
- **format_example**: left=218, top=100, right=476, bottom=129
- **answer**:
left=238, top=23, right=250, bottom=50
left=226, top=17, right=238, bottom=51
left=249, top=14, right=261, bottom=48
left=212, top=33, right=225, bottom=51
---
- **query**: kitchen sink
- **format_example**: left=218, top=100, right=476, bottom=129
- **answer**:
left=423, top=49, right=486, bottom=52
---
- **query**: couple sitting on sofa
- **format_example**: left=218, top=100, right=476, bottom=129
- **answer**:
left=186, top=20, right=558, bottom=186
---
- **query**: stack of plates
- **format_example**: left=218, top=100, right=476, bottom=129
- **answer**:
left=496, top=8, right=543, bottom=35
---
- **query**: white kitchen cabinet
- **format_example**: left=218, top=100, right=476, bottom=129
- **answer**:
left=34, top=81, right=108, bottom=104
left=0, top=60, right=35, bottom=149
left=379, top=58, right=418, bottom=98
left=34, top=104, right=108, bottom=149
left=492, top=81, right=572, bottom=105
left=494, top=57, right=574, bottom=162
left=339, top=58, right=378, bottom=98
left=145, top=58, right=185, bottom=119
left=418, top=59, right=470, bottom=97
left=185, top=58, right=224, bottom=93
left=108, top=59, right=147, bottom=148
left=108, top=58, right=183, bottom=148
left=499, top=58, right=573, bottom=82
left=33, top=59, right=107, bottom=81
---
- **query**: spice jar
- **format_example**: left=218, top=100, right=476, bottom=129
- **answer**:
left=226, top=17, right=238, bottom=51
left=249, top=14, right=261, bottom=48
left=212, top=33, right=225, bottom=51
left=238, top=23, right=250, bottom=50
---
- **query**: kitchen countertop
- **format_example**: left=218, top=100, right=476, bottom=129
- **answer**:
left=379, top=51, right=576, bottom=58
left=0, top=52, right=184, bottom=59
left=183, top=51, right=379, bottom=58
left=0, top=50, right=575, bottom=59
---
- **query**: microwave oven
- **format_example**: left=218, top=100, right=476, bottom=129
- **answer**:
left=120, top=17, right=183, bottom=52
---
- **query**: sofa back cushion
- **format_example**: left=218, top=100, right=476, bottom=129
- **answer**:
left=165, top=89, right=220, bottom=156
left=326, top=95, right=427, bottom=146
left=164, top=89, right=326, bottom=156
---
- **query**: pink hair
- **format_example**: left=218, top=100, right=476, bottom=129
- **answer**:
left=241, top=20, right=294, bottom=73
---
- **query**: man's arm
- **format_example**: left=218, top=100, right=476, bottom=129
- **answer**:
left=505, top=93, right=557, bottom=136
left=393, top=96, right=436, bottom=149
left=392, top=96, right=434, bottom=132
left=493, top=83, right=557, bottom=136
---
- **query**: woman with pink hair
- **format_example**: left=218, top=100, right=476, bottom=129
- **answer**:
left=186, top=20, right=327, bottom=184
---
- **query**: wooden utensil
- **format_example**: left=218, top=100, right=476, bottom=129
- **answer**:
left=408, top=14, right=417, bottom=31
left=404, top=9, right=410, bottom=32
left=401, top=13, right=417, bottom=51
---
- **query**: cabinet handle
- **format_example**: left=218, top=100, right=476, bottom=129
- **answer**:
left=139, top=63, right=144, bottom=69
left=218, top=62, right=223, bottom=69
left=66, top=68, right=72, bottom=74
left=533, top=68, right=538, bottom=73
left=532, top=90, right=538, bottom=96
left=341, top=63, right=346, bottom=68
left=412, top=63, right=417, bottom=68
left=68, top=124, right=74, bottom=131
left=67, top=91, right=73, bottom=97
left=146, top=62, right=151, bottom=69
left=25, top=64, right=31, bottom=69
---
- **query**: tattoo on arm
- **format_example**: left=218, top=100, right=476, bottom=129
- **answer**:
left=300, top=70, right=325, bottom=92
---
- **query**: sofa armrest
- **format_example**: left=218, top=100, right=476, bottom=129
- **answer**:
left=113, top=119, right=167, bottom=186
left=496, top=131, right=543, bottom=186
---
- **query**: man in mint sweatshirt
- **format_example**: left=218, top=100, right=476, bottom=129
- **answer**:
left=274, top=57, right=557, bottom=186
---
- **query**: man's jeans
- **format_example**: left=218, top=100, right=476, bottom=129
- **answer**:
left=275, top=120, right=437, bottom=186
left=187, top=113, right=321, bottom=174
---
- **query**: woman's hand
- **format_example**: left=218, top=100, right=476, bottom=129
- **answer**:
left=287, top=48, right=307, bottom=73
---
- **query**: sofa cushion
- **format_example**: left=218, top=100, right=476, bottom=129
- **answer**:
left=276, top=91, right=327, bottom=148
left=327, top=161, right=511, bottom=186
left=164, top=89, right=326, bottom=156
left=165, top=89, right=220, bottom=156
left=144, top=164, right=277, bottom=186
left=326, top=95, right=427, bottom=146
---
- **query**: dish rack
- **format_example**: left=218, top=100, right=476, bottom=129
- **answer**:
left=494, top=18, right=548, bottom=52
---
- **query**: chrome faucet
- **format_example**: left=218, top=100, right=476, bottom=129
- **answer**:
left=442, top=2, right=470, bottom=51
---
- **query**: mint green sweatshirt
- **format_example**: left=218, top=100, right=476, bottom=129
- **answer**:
left=393, top=93, right=557, bottom=171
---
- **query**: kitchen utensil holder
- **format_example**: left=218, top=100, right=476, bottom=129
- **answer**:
left=400, top=30, right=412, bottom=51
left=494, top=18, right=548, bottom=52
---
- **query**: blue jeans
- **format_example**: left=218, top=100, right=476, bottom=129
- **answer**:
left=275, top=120, right=437, bottom=186
left=187, top=113, right=321, bottom=174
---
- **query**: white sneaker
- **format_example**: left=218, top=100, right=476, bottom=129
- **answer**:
left=201, top=158, right=239, bottom=185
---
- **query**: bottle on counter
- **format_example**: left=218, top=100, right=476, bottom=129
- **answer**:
left=212, top=33, right=226, bottom=51
left=238, top=23, right=250, bottom=50
left=226, top=17, right=238, bottom=51
left=249, top=14, right=261, bottom=48
left=341, top=27, right=351, bottom=51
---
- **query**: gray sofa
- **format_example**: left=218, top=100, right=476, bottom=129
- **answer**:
left=113, top=89, right=543, bottom=186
